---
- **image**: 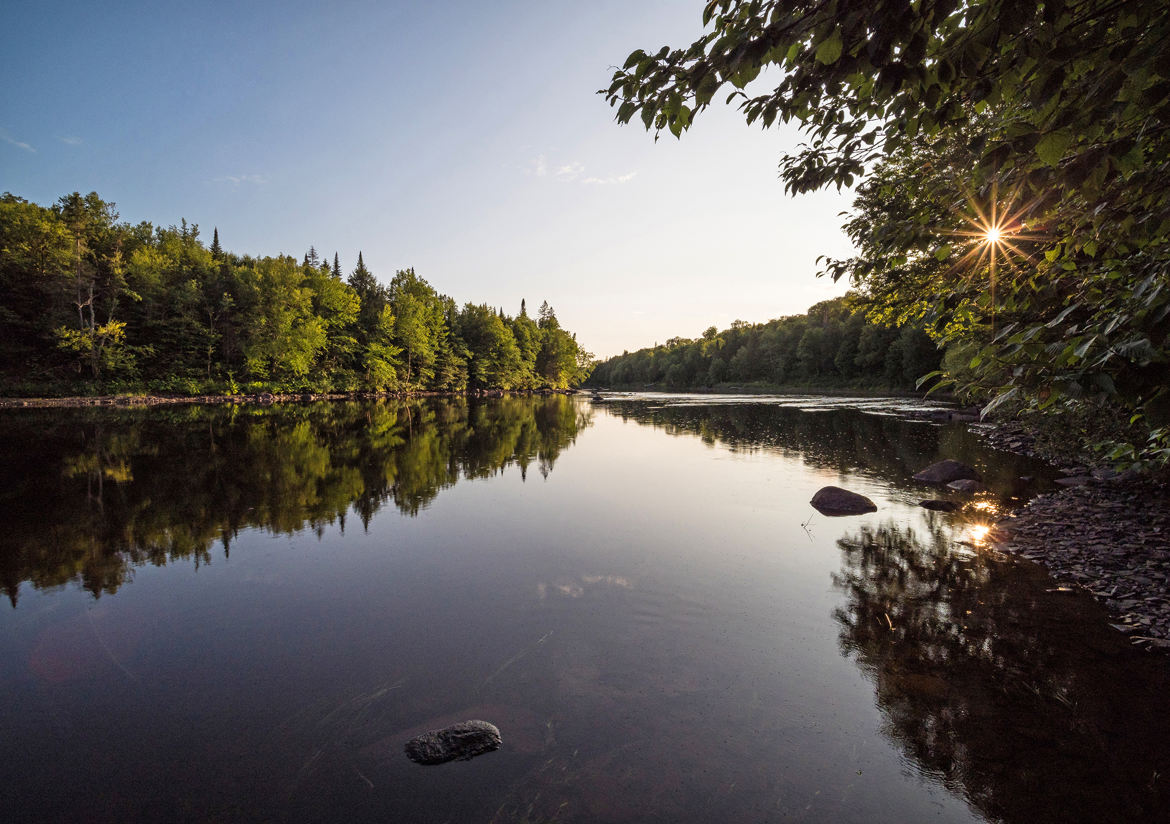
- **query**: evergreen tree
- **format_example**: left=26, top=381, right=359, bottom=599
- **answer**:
left=210, top=227, right=222, bottom=259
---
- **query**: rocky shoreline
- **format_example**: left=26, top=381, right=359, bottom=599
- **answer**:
left=0, top=387, right=578, bottom=410
left=974, top=421, right=1170, bottom=651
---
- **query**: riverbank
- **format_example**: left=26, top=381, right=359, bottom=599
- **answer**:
left=988, top=473, right=1170, bottom=650
left=973, top=418, right=1170, bottom=651
left=0, top=387, right=578, bottom=409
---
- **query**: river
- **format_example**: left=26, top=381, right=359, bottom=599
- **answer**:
left=0, top=394, right=1166, bottom=822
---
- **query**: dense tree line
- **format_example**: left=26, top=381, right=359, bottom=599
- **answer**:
left=587, top=295, right=939, bottom=390
left=604, top=1, right=1170, bottom=464
left=0, top=192, right=593, bottom=395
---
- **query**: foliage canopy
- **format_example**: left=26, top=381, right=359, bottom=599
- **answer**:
left=0, top=192, right=594, bottom=395
left=605, top=0, right=1170, bottom=463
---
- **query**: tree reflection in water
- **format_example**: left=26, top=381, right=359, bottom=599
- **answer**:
left=833, top=521, right=1170, bottom=823
left=0, top=396, right=590, bottom=605
left=603, top=400, right=1043, bottom=497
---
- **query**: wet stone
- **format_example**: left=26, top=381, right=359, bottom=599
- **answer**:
left=404, top=720, right=502, bottom=765
left=919, top=499, right=959, bottom=512
left=810, top=486, right=877, bottom=516
left=913, top=459, right=981, bottom=484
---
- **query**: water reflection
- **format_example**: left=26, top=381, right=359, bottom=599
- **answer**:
left=833, top=522, right=1170, bottom=823
left=602, top=399, right=1046, bottom=499
left=0, top=396, right=589, bottom=605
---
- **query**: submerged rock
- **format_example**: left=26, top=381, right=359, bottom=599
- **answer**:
left=947, top=479, right=985, bottom=493
left=919, top=499, right=959, bottom=512
left=913, top=460, right=981, bottom=484
left=810, top=486, right=877, bottom=516
left=404, top=720, right=502, bottom=765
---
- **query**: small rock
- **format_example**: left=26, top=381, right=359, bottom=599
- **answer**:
left=1055, top=475, right=1094, bottom=487
left=947, top=479, right=985, bottom=493
left=913, top=460, right=981, bottom=484
left=919, top=499, right=959, bottom=512
left=810, top=486, right=877, bottom=516
left=404, top=720, right=502, bottom=765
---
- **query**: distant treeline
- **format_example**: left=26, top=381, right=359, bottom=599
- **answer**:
left=587, top=296, right=939, bottom=391
left=0, top=191, right=592, bottom=396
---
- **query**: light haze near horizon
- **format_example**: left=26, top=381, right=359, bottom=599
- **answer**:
left=1, top=0, right=854, bottom=359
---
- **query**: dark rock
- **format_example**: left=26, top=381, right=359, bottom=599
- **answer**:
left=810, top=486, right=877, bottom=516
left=1055, top=475, right=1094, bottom=487
left=405, top=720, right=502, bottom=765
left=947, top=479, right=985, bottom=493
left=919, top=499, right=959, bottom=512
left=913, top=460, right=981, bottom=484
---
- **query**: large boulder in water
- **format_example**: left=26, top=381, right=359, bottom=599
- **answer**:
left=810, top=486, right=877, bottom=516
left=404, top=720, right=502, bottom=765
left=913, top=460, right=981, bottom=484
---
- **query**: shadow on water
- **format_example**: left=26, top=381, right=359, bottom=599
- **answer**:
left=0, top=396, right=590, bottom=605
left=832, top=521, right=1170, bottom=823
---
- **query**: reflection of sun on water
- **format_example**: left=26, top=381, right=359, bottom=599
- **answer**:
left=969, top=524, right=991, bottom=545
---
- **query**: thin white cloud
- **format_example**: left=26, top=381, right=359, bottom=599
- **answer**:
left=1, top=130, right=35, bottom=153
left=213, top=174, right=268, bottom=185
left=583, top=171, right=637, bottom=185
left=554, top=161, right=584, bottom=181
left=529, top=153, right=635, bottom=186
left=60, top=136, right=83, bottom=146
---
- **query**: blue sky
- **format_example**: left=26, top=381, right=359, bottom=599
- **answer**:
left=1, top=0, right=854, bottom=358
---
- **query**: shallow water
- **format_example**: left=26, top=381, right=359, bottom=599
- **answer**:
left=1, top=395, right=1166, bottom=823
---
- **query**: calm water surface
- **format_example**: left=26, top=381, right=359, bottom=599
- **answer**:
left=1, top=395, right=1167, bottom=823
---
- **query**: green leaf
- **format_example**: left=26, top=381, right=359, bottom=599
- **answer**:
left=1073, top=335, right=1098, bottom=358
left=1036, top=130, right=1072, bottom=167
left=934, top=244, right=952, bottom=261
left=914, top=369, right=944, bottom=389
left=981, top=386, right=1019, bottom=417
left=1045, top=303, right=1080, bottom=328
left=815, top=30, right=843, bottom=65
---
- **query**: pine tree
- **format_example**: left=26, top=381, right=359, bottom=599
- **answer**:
left=332, top=252, right=342, bottom=279
left=210, top=227, right=222, bottom=259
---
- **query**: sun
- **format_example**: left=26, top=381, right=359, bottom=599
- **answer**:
left=984, top=225, right=1003, bottom=245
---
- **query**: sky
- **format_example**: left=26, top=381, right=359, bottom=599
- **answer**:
left=1, top=0, right=855, bottom=359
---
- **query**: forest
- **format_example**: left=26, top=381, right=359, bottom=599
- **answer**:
left=587, top=295, right=940, bottom=391
left=0, top=191, right=593, bottom=396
